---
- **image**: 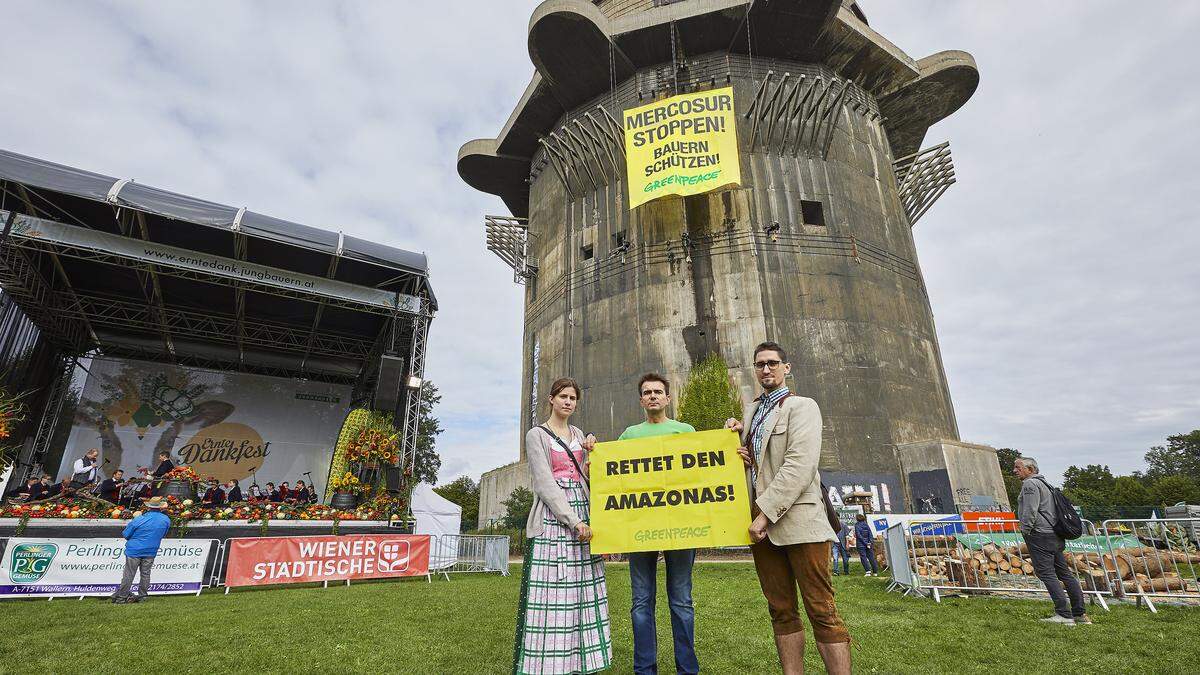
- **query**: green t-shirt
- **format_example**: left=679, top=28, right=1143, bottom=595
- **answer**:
left=618, top=419, right=696, bottom=440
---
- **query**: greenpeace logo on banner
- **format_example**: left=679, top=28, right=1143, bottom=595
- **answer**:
left=589, top=430, right=751, bottom=554
left=8, top=544, right=58, bottom=583
left=622, top=87, right=742, bottom=209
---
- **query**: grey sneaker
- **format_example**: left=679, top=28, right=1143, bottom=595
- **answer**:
left=1040, top=615, right=1075, bottom=625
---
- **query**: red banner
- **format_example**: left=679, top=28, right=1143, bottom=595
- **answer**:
left=963, top=511, right=1019, bottom=532
left=225, top=534, right=431, bottom=588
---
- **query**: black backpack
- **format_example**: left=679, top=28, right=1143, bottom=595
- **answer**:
left=1035, top=477, right=1083, bottom=540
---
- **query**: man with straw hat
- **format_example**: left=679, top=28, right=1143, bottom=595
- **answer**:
left=111, top=496, right=171, bottom=604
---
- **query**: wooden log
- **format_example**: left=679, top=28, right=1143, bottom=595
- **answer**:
left=910, top=535, right=956, bottom=546
left=1081, top=570, right=1110, bottom=592
left=1124, top=576, right=1187, bottom=593
left=910, top=545, right=959, bottom=555
left=987, top=551, right=1004, bottom=563
left=1162, top=550, right=1200, bottom=565
left=1021, top=563, right=1034, bottom=575
left=1102, top=554, right=1135, bottom=580
left=998, top=560, right=1011, bottom=572
left=1007, top=555, right=1024, bottom=568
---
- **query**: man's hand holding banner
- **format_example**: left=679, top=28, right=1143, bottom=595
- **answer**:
left=589, top=429, right=752, bottom=554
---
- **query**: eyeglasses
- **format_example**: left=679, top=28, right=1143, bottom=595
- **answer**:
left=753, top=359, right=784, bottom=371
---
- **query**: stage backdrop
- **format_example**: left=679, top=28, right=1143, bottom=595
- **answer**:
left=58, top=357, right=352, bottom=490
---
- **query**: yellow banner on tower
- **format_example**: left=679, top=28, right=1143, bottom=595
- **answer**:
left=588, top=429, right=752, bottom=554
left=623, top=87, right=742, bottom=210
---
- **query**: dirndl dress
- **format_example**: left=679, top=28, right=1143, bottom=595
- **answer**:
left=512, top=478, right=611, bottom=674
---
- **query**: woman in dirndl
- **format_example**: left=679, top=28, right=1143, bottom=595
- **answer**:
left=512, top=377, right=611, bottom=675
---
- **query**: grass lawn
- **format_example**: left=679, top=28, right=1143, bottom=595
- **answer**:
left=0, top=562, right=1195, bottom=673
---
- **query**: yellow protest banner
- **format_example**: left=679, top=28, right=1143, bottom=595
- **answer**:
left=623, top=86, right=742, bottom=210
left=588, top=429, right=752, bottom=554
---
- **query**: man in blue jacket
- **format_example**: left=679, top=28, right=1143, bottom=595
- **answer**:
left=853, top=514, right=879, bottom=576
left=112, top=496, right=171, bottom=604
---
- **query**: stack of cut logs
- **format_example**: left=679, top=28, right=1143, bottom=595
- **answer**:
left=1097, top=547, right=1200, bottom=594
left=906, top=535, right=1200, bottom=596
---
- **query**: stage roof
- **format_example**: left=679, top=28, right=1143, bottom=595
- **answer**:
left=0, top=148, right=435, bottom=387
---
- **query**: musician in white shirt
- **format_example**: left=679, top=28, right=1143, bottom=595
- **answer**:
left=71, top=448, right=102, bottom=488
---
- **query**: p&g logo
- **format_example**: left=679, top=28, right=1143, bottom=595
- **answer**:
left=9, top=543, right=58, bottom=583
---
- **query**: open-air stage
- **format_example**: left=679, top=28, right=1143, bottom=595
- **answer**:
left=0, top=148, right=515, bottom=598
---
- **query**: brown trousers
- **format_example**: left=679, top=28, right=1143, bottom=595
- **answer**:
left=751, top=536, right=851, bottom=644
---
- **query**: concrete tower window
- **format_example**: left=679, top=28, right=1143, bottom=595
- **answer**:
left=581, top=244, right=594, bottom=260
left=801, top=200, right=825, bottom=227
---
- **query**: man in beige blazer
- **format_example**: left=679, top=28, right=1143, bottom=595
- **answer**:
left=726, top=341, right=850, bottom=675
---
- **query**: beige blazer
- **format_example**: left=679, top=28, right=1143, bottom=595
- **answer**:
left=741, top=393, right=834, bottom=546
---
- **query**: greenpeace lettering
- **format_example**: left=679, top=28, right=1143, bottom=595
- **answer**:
left=589, top=429, right=752, bottom=554
left=224, top=534, right=429, bottom=588
left=634, top=526, right=712, bottom=543
left=623, top=87, right=742, bottom=209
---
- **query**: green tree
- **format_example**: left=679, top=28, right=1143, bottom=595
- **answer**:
left=501, top=486, right=534, bottom=530
left=1108, top=476, right=1152, bottom=509
left=994, top=448, right=1023, bottom=510
left=1144, top=430, right=1200, bottom=483
left=434, top=476, right=480, bottom=530
left=1149, top=475, right=1200, bottom=507
left=411, top=381, right=444, bottom=486
left=677, top=353, right=743, bottom=431
left=1062, top=464, right=1116, bottom=496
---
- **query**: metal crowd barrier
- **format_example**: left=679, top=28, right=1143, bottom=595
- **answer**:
left=430, top=534, right=510, bottom=578
left=1099, top=517, right=1200, bottom=613
left=890, top=518, right=1113, bottom=611
left=882, top=523, right=919, bottom=597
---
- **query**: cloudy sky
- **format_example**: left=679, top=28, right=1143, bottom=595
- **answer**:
left=3, top=1, right=1196, bottom=484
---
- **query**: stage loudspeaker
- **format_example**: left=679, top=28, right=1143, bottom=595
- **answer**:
left=374, top=354, right=406, bottom=412
left=383, top=466, right=404, bottom=494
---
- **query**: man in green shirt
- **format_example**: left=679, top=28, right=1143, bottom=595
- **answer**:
left=618, top=373, right=699, bottom=675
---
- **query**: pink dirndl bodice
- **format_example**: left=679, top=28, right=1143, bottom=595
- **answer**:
left=550, top=436, right=586, bottom=481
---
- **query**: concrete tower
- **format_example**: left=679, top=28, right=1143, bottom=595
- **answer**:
left=460, top=0, right=1006, bottom=523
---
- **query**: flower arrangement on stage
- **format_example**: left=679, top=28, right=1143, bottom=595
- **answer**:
left=161, top=466, right=205, bottom=482
left=0, top=490, right=408, bottom=524
left=0, top=385, right=29, bottom=473
left=345, top=426, right=400, bottom=465
left=329, top=470, right=369, bottom=495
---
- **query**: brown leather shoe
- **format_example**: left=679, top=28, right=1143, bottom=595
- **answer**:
left=1075, top=614, right=1093, bottom=625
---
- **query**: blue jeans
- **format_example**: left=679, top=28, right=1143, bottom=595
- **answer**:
left=831, top=542, right=850, bottom=574
left=628, top=549, right=698, bottom=674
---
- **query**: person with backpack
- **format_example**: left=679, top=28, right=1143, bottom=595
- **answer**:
left=1014, top=456, right=1090, bottom=625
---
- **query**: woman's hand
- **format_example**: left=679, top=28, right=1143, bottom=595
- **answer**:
left=575, top=522, right=593, bottom=543
left=582, top=434, right=597, bottom=452
left=725, top=418, right=743, bottom=433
